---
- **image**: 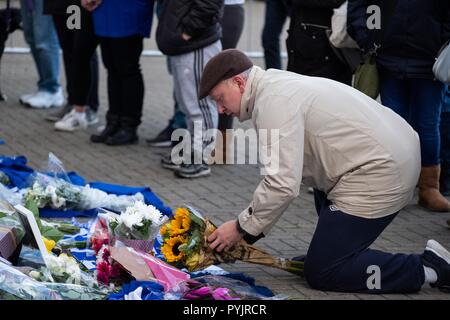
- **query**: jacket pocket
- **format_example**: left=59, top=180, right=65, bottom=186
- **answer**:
left=287, top=24, right=331, bottom=60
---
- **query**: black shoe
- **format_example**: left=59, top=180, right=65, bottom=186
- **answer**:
left=146, top=123, right=175, bottom=147
left=105, top=128, right=138, bottom=146
left=90, top=114, right=120, bottom=143
left=422, top=240, right=450, bottom=292
left=292, top=254, right=306, bottom=262
left=174, top=163, right=211, bottom=179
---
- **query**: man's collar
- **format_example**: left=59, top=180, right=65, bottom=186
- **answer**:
left=238, top=66, right=265, bottom=122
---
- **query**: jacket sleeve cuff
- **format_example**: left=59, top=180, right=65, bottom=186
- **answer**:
left=238, top=206, right=265, bottom=244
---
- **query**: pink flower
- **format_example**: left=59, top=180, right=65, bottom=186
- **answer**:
left=212, top=288, right=240, bottom=300
left=184, top=286, right=212, bottom=300
left=92, top=237, right=109, bottom=254
left=96, top=261, right=111, bottom=284
left=102, top=247, right=111, bottom=262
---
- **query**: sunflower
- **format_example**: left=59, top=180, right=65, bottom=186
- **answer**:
left=161, top=235, right=187, bottom=263
left=171, top=208, right=191, bottom=235
left=160, top=224, right=169, bottom=237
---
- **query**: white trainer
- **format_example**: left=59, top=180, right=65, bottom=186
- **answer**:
left=26, top=89, right=65, bottom=109
left=54, top=109, right=88, bottom=132
left=19, top=92, right=38, bottom=105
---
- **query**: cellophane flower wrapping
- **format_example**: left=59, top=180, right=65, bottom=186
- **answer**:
left=0, top=261, right=107, bottom=300
left=108, top=201, right=169, bottom=254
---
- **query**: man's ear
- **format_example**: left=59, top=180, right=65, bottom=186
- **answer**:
left=233, top=76, right=246, bottom=92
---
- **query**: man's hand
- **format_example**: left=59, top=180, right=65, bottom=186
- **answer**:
left=208, top=220, right=244, bottom=253
left=81, top=0, right=102, bottom=12
left=181, top=33, right=192, bottom=41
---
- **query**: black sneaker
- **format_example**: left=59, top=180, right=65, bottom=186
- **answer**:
left=161, top=153, right=181, bottom=171
left=292, top=254, right=306, bottom=262
left=105, top=128, right=138, bottom=146
left=422, top=239, right=450, bottom=292
left=146, top=123, right=174, bottom=147
left=174, top=163, right=211, bottom=179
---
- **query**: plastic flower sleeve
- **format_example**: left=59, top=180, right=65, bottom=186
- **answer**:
left=0, top=261, right=62, bottom=300
left=0, top=185, right=25, bottom=206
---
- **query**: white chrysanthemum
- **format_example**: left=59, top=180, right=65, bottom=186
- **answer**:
left=120, top=206, right=145, bottom=229
left=136, top=202, right=164, bottom=225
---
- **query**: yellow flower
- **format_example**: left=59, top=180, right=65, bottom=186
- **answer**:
left=161, top=235, right=187, bottom=263
left=43, top=237, right=56, bottom=253
left=160, top=224, right=169, bottom=236
left=175, top=207, right=190, bottom=219
left=185, top=252, right=202, bottom=271
left=171, top=208, right=191, bottom=235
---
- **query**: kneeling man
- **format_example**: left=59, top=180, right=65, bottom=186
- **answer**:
left=201, top=49, right=450, bottom=294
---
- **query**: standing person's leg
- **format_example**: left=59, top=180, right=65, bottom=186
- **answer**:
left=440, top=87, right=450, bottom=196
left=90, top=38, right=121, bottom=143
left=217, top=4, right=245, bottom=162
left=168, top=41, right=221, bottom=178
left=262, top=0, right=288, bottom=70
left=379, top=71, right=411, bottom=122
left=104, top=35, right=144, bottom=146
left=54, top=8, right=100, bottom=130
left=19, top=0, right=41, bottom=102
left=147, top=57, right=187, bottom=148
left=25, top=0, right=63, bottom=109
left=51, top=14, right=75, bottom=106
left=411, top=79, right=449, bottom=212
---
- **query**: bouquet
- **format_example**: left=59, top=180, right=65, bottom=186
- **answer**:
left=29, top=253, right=102, bottom=288
left=108, top=201, right=169, bottom=253
left=23, top=173, right=145, bottom=212
left=0, top=260, right=107, bottom=300
left=160, top=206, right=304, bottom=276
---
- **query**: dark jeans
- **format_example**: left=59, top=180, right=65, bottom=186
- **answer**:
left=262, top=0, right=289, bottom=70
left=304, top=189, right=424, bottom=293
left=380, top=72, right=446, bottom=166
left=219, top=4, right=245, bottom=131
left=100, top=35, right=144, bottom=126
left=440, top=88, right=450, bottom=194
left=52, top=9, right=99, bottom=110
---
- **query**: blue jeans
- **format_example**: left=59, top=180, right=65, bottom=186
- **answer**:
left=261, top=0, right=289, bottom=70
left=440, top=88, right=450, bottom=193
left=304, top=190, right=424, bottom=294
left=20, top=0, right=61, bottom=93
left=380, top=72, right=446, bottom=166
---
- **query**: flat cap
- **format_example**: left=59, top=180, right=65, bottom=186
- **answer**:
left=199, top=49, right=254, bottom=99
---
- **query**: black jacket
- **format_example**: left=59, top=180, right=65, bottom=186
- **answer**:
left=156, top=0, right=224, bottom=56
left=286, top=0, right=351, bottom=84
left=348, top=0, right=450, bottom=79
left=43, top=0, right=80, bottom=15
left=288, top=0, right=345, bottom=27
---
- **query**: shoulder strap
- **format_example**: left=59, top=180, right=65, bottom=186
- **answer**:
left=5, top=0, right=12, bottom=33
left=372, top=0, right=398, bottom=53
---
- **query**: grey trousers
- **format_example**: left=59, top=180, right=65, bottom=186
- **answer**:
left=168, top=40, right=221, bottom=162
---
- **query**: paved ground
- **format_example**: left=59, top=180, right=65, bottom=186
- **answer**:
left=1, top=1, right=450, bottom=300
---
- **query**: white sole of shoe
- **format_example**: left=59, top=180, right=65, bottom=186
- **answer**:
left=175, top=168, right=211, bottom=179
left=426, top=240, right=450, bottom=264
left=147, top=141, right=173, bottom=148
left=161, top=162, right=181, bottom=171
